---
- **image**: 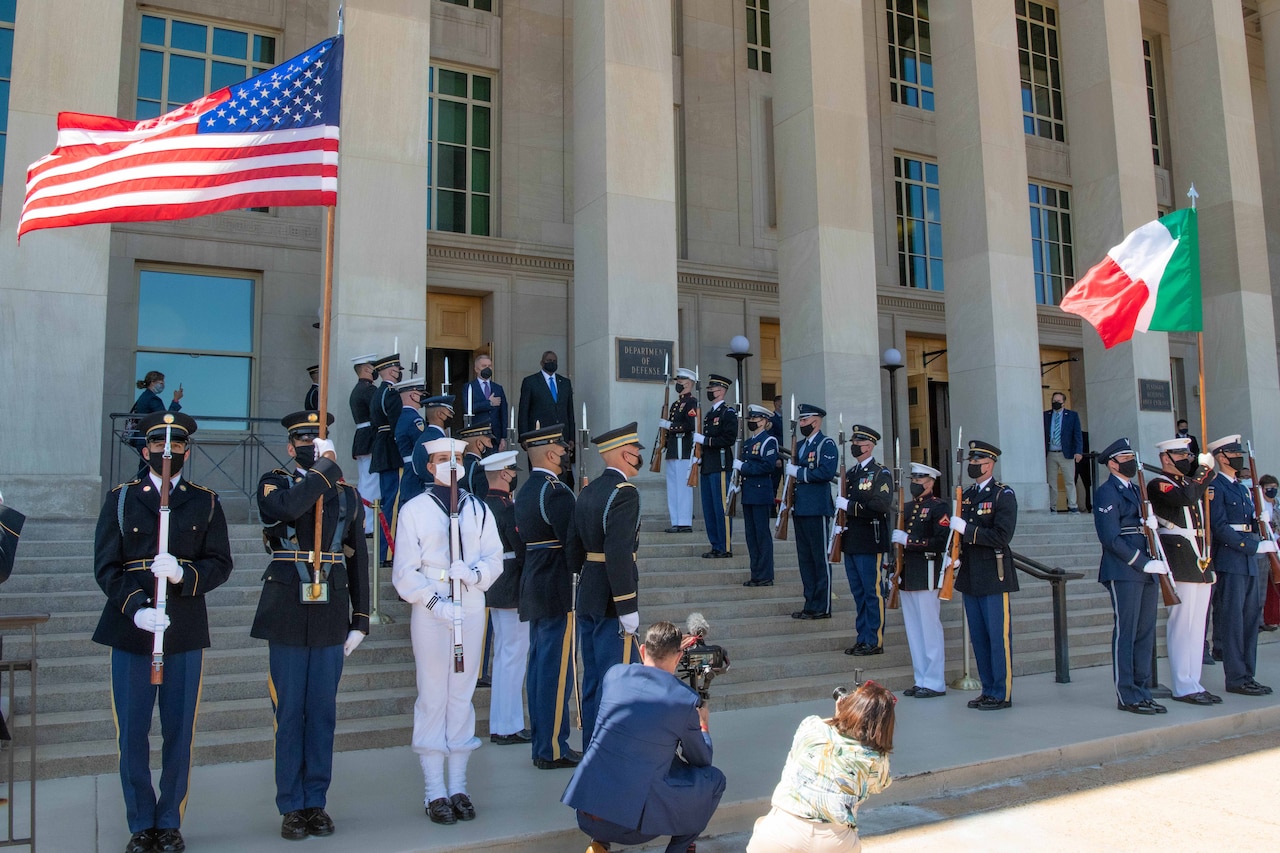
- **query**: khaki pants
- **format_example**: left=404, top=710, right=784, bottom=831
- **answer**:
left=1046, top=453, right=1077, bottom=510
left=746, top=807, right=860, bottom=853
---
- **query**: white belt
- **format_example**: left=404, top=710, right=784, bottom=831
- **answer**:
left=355, top=421, right=371, bottom=428
left=403, top=456, right=413, bottom=464
left=503, top=551, right=516, bottom=560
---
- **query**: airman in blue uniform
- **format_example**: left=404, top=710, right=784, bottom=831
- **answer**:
left=408, top=395, right=455, bottom=492
left=391, top=377, right=428, bottom=512
left=786, top=404, right=839, bottom=619
left=736, top=404, right=778, bottom=587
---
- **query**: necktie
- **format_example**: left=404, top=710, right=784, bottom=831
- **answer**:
left=1050, top=412, right=1062, bottom=449
left=482, top=381, right=490, bottom=399
left=549, top=376, right=557, bottom=402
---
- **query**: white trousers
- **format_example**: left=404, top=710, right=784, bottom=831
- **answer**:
left=901, top=589, right=947, bottom=692
left=1166, top=580, right=1213, bottom=697
left=409, top=604, right=484, bottom=756
left=488, top=608, right=530, bottom=737
left=356, top=455, right=378, bottom=534
left=747, top=807, right=861, bottom=853
left=667, top=457, right=694, bottom=526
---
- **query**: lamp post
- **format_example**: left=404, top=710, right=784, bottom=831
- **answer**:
left=727, top=335, right=754, bottom=435
left=881, top=347, right=904, bottom=469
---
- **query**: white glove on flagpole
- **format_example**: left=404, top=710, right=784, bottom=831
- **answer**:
left=786, top=464, right=800, bottom=479
left=448, top=560, right=478, bottom=584
left=150, top=552, right=182, bottom=583
left=1257, top=540, right=1279, bottom=555
left=949, top=516, right=967, bottom=536
left=312, top=437, right=337, bottom=460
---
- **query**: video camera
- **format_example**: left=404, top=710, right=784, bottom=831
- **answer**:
left=831, top=668, right=865, bottom=702
left=677, top=613, right=730, bottom=704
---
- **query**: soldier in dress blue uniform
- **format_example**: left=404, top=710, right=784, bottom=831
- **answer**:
left=304, top=364, right=320, bottom=411
left=93, top=412, right=233, bottom=853
left=348, top=353, right=380, bottom=535
left=391, top=377, right=428, bottom=513
left=575, top=423, right=644, bottom=746
left=1207, top=434, right=1277, bottom=696
left=696, top=375, right=737, bottom=558
left=1148, top=437, right=1219, bottom=705
left=0, top=495, right=23, bottom=586
left=516, top=425, right=586, bottom=768
left=736, top=404, right=778, bottom=586
left=367, top=353, right=404, bottom=565
left=786, top=404, right=839, bottom=619
left=1092, top=438, right=1168, bottom=715
left=893, top=462, right=951, bottom=698
left=408, top=395, right=456, bottom=491
left=253, top=411, right=371, bottom=839
left=459, top=414, right=495, bottom=501
left=661, top=368, right=699, bottom=533
left=948, top=440, right=1018, bottom=710
left=837, top=424, right=893, bottom=655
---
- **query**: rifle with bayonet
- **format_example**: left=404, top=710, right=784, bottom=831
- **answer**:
left=886, top=437, right=905, bottom=610
left=1134, top=452, right=1182, bottom=607
left=448, top=449, right=465, bottom=672
left=775, top=395, right=798, bottom=541
left=938, top=427, right=962, bottom=601
left=649, top=354, right=671, bottom=473
left=1247, top=440, right=1280, bottom=585
left=579, top=404, right=590, bottom=489
left=725, top=380, right=744, bottom=518
left=826, top=415, right=846, bottom=562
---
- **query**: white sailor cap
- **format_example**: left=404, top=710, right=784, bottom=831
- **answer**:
left=910, top=462, right=942, bottom=478
left=423, top=437, right=468, bottom=457
left=1207, top=434, right=1242, bottom=454
left=675, top=367, right=698, bottom=382
left=391, top=376, right=426, bottom=393
left=747, top=403, right=773, bottom=418
left=481, top=450, right=519, bottom=471
left=1154, top=437, right=1192, bottom=453
left=350, top=352, right=379, bottom=365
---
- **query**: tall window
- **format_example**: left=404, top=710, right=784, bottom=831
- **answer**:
left=0, top=0, right=15, bottom=179
left=136, top=268, right=257, bottom=429
left=894, top=155, right=943, bottom=291
left=1029, top=183, right=1074, bottom=305
left=746, top=1, right=772, bottom=73
left=886, top=0, right=934, bottom=111
left=1143, top=38, right=1164, bottom=167
left=136, top=13, right=276, bottom=120
left=427, top=66, right=493, bottom=237
left=1015, top=0, right=1065, bottom=142
left=440, top=0, right=493, bottom=9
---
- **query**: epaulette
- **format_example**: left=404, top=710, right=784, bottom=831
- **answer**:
left=186, top=482, right=218, bottom=497
left=615, top=481, right=637, bottom=490
left=270, top=468, right=292, bottom=477
left=113, top=479, right=140, bottom=491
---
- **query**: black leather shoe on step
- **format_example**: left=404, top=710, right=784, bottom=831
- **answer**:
left=306, top=807, right=335, bottom=836
left=1140, top=699, right=1167, bottom=714
left=1171, top=692, right=1214, bottom=706
left=125, top=829, right=156, bottom=853
left=701, top=549, right=720, bottom=558
left=852, top=645, right=884, bottom=656
left=426, top=798, right=457, bottom=824
left=1117, top=701, right=1157, bottom=715
left=966, top=694, right=990, bottom=709
left=712, top=550, right=733, bottom=558
left=450, top=793, right=477, bottom=821
left=281, top=811, right=309, bottom=841
left=1203, top=691, right=1223, bottom=704
left=1246, top=679, right=1274, bottom=695
left=533, top=755, right=580, bottom=769
left=1226, top=682, right=1267, bottom=696
left=153, top=829, right=185, bottom=853
left=912, top=687, right=946, bottom=698
left=976, top=696, right=1012, bottom=710
left=843, top=643, right=867, bottom=655
left=902, top=685, right=919, bottom=697
left=491, top=729, right=533, bottom=745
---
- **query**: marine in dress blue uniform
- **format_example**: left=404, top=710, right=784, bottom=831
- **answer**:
left=697, top=375, right=737, bottom=557
left=391, top=377, right=428, bottom=512
left=662, top=368, right=699, bottom=532
left=348, top=353, right=380, bottom=535
left=838, top=424, right=893, bottom=654
left=736, top=404, right=778, bottom=586
left=895, top=463, right=951, bottom=697
left=575, top=423, right=644, bottom=746
left=93, top=412, right=233, bottom=853
left=1207, top=434, right=1276, bottom=696
left=950, top=440, right=1018, bottom=710
left=787, top=404, right=839, bottom=618
left=516, top=425, right=586, bottom=767
left=367, top=354, right=404, bottom=564
left=253, top=411, right=371, bottom=838
left=1092, top=438, right=1166, bottom=715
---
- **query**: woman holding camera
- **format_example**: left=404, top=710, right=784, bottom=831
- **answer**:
left=746, top=681, right=894, bottom=852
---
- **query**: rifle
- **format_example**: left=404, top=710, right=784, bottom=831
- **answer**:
left=448, top=452, right=465, bottom=673
left=1134, top=453, right=1182, bottom=607
left=775, top=395, right=798, bottom=541
left=1247, top=440, right=1280, bottom=585
left=725, top=381, right=744, bottom=518
left=579, top=404, right=591, bottom=489
left=649, top=354, right=670, bottom=473
left=687, top=405, right=703, bottom=487
left=938, top=427, right=962, bottom=601
left=151, top=424, right=175, bottom=685
left=826, top=415, right=846, bottom=562
left=886, top=437, right=905, bottom=610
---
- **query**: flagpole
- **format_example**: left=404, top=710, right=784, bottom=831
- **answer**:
left=311, top=204, right=337, bottom=597
left=1186, top=183, right=1212, bottom=569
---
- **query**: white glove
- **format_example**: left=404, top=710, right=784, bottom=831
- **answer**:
left=1142, top=559, right=1169, bottom=575
left=620, top=612, right=640, bottom=635
left=448, top=560, right=477, bottom=584
left=949, top=515, right=967, bottom=536
left=891, top=529, right=908, bottom=546
left=1144, top=513, right=1160, bottom=532
left=133, top=607, right=171, bottom=634
left=1198, top=453, right=1215, bottom=470
left=1257, top=540, right=1279, bottom=555
left=312, top=437, right=337, bottom=460
left=659, top=419, right=673, bottom=430
left=150, top=552, right=183, bottom=583
left=428, top=600, right=455, bottom=624
left=941, top=554, right=959, bottom=573
left=786, top=463, right=800, bottom=479
left=835, top=496, right=850, bottom=512
left=732, top=459, right=743, bottom=472
left=693, top=432, right=706, bottom=445
left=1261, top=507, right=1273, bottom=525
left=343, top=630, right=365, bottom=657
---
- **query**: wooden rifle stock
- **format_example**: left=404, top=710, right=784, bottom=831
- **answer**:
left=827, top=427, right=846, bottom=563
left=1246, top=445, right=1280, bottom=585
left=1133, top=463, right=1181, bottom=607
left=649, top=379, right=671, bottom=473
left=775, top=432, right=798, bottom=541
left=687, top=407, right=703, bottom=487
left=886, top=466, right=905, bottom=610
left=938, top=483, right=962, bottom=601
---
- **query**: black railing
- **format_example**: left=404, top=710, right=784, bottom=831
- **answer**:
left=1011, top=550, right=1085, bottom=684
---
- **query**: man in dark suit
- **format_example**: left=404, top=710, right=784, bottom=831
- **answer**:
left=463, top=354, right=509, bottom=450
left=562, top=621, right=726, bottom=853
left=1043, top=391, right=1083, bottom=513
left=1175, top=418, right=1201, bottom=458
left=518, top=351, right=576, bottom=485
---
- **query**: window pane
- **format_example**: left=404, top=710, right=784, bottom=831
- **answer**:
left=137, top=50, right=163, bottom=100
left=0, top=81, right=7, bottom=132
left=471, top=149, right=490, bottom=193
left=136, top=100, right=162, bottom=120
left=137, top=271, right=255, bottom=353
left=140, top=15, right=166, bottom=46
left=438, top=99, right=467, bottom=145
left=761, top=52, right=771, bottom=73
left=476, top=0, right=494, bottom=11
left=253, top=35, right=276, bottom=64
left=171, top=20, right=207, bottom=53
left=748, top=49, right=758, bottom=71
left=210, top=61, right=248, bottom=92
left=438, top=144, right=467, bottom=190
left=213, top=28, right=248, bottom=60
left=472, top=75, right=491, bottom=103
left=470, top=194, right=490, bottom=236
left=760, top=11, right=771, bottom=47
left=135, top=352, right=251, bottom=428
left=747, top=13, right=757, bottom=46
left=0, top=27, right=11, bottom=78
left=436, top=190, right=466, bottom=232
left=438, top=69, right=467, bottom=98
left=930, top=259, right=944, bottom=291
left=168, top=55, right=207, bottom=106
left=472, top=105, right=490, bottom=148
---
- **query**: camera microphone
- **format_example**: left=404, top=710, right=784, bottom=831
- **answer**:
left=686, top=612, right=710, bottom=639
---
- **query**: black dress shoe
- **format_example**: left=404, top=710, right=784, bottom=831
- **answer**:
left=1172, top=692, right=1214, bottom=706
left=125, top=829, right=156, bottom=853
left=1211, top=648, right=1223, bottom=662
left=1203, top=691, right=1223, bottom=704
left=1260, top=624, right=1280, bottom=632
left=1226, top=682, right=1268, bottom=696
left=843, top=643, right=867, bottom=655
left=281, top=811, right=309, bottom=841
left=426, top=798, right=457, bottom=824
left=912, top=687, right=946, bottom=698
left=793, top=611, right=815, bottom=620
left=1117, top=701, right=1157, bottom=714
left=701, top=549, right=720, bottom=558
left=902, top=685, right=919, bottom=697
left=810, top=611, right=831, bottom=619
left=712, top=550, right=733, bottom=558
left=450, top=793, right=477, bottom=821
left=153, top=828, right=185, bottom=852
left=743, top=579, right=759, bottom=586
left=533, top=755, right=580, bottom=769
left=665, top=526, right=683, bottom=533
left=490, top=729, right=533, bottom=745
left=476, top=677, right=492, bottom=688
left=306, top=807, right=335, bottom=836
left=1141, top=699, right=1167, bottom=714
left=852, top=645, right=884, bottom=656
left=967, top=695, right=990, bottom=709
left=1246, top=679, right=1274, bottom=695
left=976, top=696, right=1012, bottom=710
left=380, top=559, right=393, bottom=569
left=1202, top=652, right=1217, bottom=666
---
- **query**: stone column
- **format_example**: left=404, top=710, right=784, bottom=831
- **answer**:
left=771, top=0, right=881, bottom=431
left=1168, top=0, right=1280, bottom=460
left=0, top=0, right=124, bottom=516
left=327, top=0, right=431, bottom=457
left=573, top=0, right=679, bottom=451
left=932, top=0, right=1047, bottom=506
left=1258, top=0, right=1280, bottom=346
left=1058, top=0, right=1171, bottom=459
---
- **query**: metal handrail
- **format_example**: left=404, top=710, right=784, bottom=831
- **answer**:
left=1010, top=550, right=1085, bottom=684
left=0, top=612, right=50, bottom=850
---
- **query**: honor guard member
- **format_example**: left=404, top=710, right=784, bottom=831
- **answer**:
left=480, top=451, right=532, bottom=746
left=392, top=376, right=429, bottom=513
left=836, top=425, right=893, bottom=655
left=93, top=412, right=233, bottom=853
left=368, top=353, right=404, bottom=565
left=786, top=404, right=839, bottom=619
left=893, top=463, right=951, bottom=698
left=661, top=368, right=699, bottom=532
left=254, top=411, right=371, bottom=839
left=736, top=404, right=779, bottom=586
left=1092, top=438, right=1168, bottom=715
left=304, top=364, right=320, bottom=411
left=516, top=425, right=586, bottom=768
left=348, top=353, right=380, bottom=535
left=459, top=414, right=495, bottom=501
left=0, top=493, right=24, bottom=586
left=1207, top=435, right=1277, bottom=696
left=948, top=440, right=1018, bottom=710
left=408, top=395, right=456, bottom=490
left=696, top=375, right=737, bottom=557
left=1148, top=438, right=1219, bottom=705
left=575, top=423, right=644, bottom=746
left=392, top=437, right=504, bottom=825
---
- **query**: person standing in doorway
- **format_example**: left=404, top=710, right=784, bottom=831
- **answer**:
left=1043, top=391, right=1083, bottom=513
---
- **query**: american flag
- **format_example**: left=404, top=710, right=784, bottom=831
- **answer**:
left=17, top=36, right=343, bottom=241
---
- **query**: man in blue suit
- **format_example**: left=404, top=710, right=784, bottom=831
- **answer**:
left=1092, top=438, right=1167, bottom=715
left=1043, top=391, right=1083, bottom=513
left=463, top=354, right=509, bottom=449
left=562, top=621, right=726, bottom=853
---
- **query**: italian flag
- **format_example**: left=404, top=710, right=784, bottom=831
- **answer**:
left=1059, top=208, right=1201, bottom=348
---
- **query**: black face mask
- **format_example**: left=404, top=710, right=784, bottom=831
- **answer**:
left=1266, top=487, right=1278, bottom=500
left=1051, top=400, right=1063, bottom=410
left=147, top=451, right=185, bottom=476
left=910, top=482, right=925, bottom=498
left=706, top=391, right=717, bottom=402
left=480, top=367, right=493, bottom=380
left=294, top=444, right=316, bottom=469
left=967, top=462, right=985, bottom=479
left=1223, top=455, right=1245, bottom=474
left=748, top=419, right=764, bottom=432
left=542, top=360, right=557, bottom=375
left=1173, top=457, right=1194, bottom=476
left=799, top=424, right=815, bottom=437
left=1116, top=459, right=1138, bottom=478
left=676, top=383, right=689, bottom=396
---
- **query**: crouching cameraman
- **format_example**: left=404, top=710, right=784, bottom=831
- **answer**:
left=561, top=621, right=727, bottom=853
